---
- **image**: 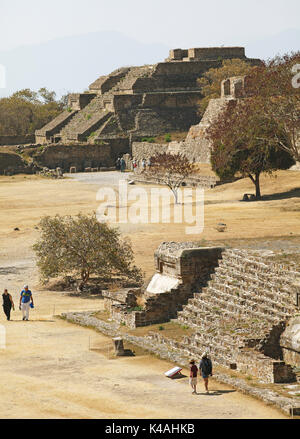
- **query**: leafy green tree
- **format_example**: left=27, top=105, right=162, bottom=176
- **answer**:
left=33, top=213, right=143, bottom=288
left=0, top=87, right=64, bottom=135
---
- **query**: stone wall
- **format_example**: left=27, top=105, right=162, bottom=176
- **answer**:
left=168, top=47, right=246, bottom=61
left=109, top=245, right=224, bottom=328
left=280, top=316, right=300, bottom=367
left=131, top=170, right=217, bottom=188
left=131, top=142, right=168, bottom=162
left=103, top=289, right=141, bottom=312
left=0, top=134, right=35, bottom=146
left=0, top=152, right=36, bottom=175
left=164, top=76, right=245, bottom=164
left=34, top=143, right=112, bottom=172
left=68, top=93, right=96, bottom=111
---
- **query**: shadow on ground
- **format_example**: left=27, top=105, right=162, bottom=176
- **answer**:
left=260, top=187, right=300, bottom=201
left=196, top=390, right=236, bottom=396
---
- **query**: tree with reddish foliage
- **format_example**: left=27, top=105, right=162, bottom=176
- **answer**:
left=245, top=52, right=300, bottom=162
left=146, top=152, right=195, bottom=203
left=207, top=99, right=295, bottom=199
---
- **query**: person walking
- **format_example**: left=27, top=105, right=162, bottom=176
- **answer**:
left=120, top=158, right=126, bottom=173
left=141, top=159, right=146, bottom=172
left=132, top=158, right=137, bottom=172
left=189, top=359, right=198, bottom=394
left=115, top=157, right=121, bottom=171
left=199, top=352, right=213, bottom=394
left=2, top=289, right=14, bottom=321
left=19, top=285, right=34, bottom=321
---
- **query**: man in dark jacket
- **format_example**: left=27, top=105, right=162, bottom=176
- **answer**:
left=199, top=352, right=213, bottom=394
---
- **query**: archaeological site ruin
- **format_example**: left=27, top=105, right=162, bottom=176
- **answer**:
left=33, top=47, right=260, bottom=172
left=102, top=243, right=300, bottom=386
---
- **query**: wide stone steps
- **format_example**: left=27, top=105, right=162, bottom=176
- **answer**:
left=35, top=110, right=78, bottom=137
left=193, top=329, right=242, bottom=350
left=225, top=249, right=299, bottom=271
left=59, top=96, right=107, bottom=136
left=174, top=249, right=299, bottom=381
left=177, top=311, right=216, bottom=329
left=195, top=289, right=288, bottom=323
left=180, top=294, right=283, bottom=329
left=179, top=338, right=233, bottom=366
left=211, top=271, right=296, bottom=308
left=202, top=280, right=295, bottom=316
left=60, top=110, right=112, bottom=141
left=216, top=259, right=298, bottom=293
left=114, top=66, right=153, bottom=93
left=214, top=265, right=296, bottom=306
left=224, top=250, right=300, bottom=281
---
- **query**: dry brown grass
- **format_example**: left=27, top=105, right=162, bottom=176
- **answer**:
left=1, top=169, right=300, bottom=279
left=121, top=320, right=194, bottom=340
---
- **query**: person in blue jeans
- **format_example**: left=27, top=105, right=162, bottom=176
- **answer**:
left=199, top=352, right=213, bottom=394
left=19, top=285, right=34, bottom=321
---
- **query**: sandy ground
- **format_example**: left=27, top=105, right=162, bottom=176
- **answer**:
left=1, top=170, right=299, bottom=418
left=0, top=290, right=286, bottom=419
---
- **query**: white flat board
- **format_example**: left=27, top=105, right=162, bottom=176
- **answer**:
left=165, top=366, right=182, bottom=378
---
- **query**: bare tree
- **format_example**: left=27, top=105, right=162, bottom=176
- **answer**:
left=146, top=153, right=195, bottom=203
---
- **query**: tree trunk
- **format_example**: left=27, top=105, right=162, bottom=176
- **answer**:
left=77, top=269, right=90, bottom=291
left=172, top=188, right=179, bottom=204
left=254, top=173, right=261, bottom=199
left=249, top=173, right=261, bottom=199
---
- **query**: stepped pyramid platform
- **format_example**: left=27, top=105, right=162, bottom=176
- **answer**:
left=36, top=47, right=261, bottom=163
left=107, top=243, right=300, bottom=383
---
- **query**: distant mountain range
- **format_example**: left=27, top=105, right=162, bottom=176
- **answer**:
left=0, top=31, right=169, bottom=98
left=0, top=29, right=299, bottom=98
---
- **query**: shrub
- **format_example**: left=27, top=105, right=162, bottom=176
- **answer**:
left=141, top=137, right=155, bottom=143
left=164, top=133, right=171, bottom=143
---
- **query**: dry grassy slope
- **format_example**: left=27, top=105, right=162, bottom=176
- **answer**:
left=0, top=170, right=300, bottom=277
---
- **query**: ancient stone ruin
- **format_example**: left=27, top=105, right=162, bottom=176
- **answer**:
left=132, top=75, right=247, bottom=166
left=35, top=47, right=260, bottom=164
left=105, top=242, right=300, bottom=384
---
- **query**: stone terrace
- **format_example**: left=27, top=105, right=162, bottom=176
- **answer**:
left=36, top=47, right=261, bottom=147
left=176, top=248, right=300, bottom=383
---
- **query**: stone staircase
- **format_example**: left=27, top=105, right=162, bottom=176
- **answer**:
left=176, top=248, right=299, bottom=383
left=112, top=66, right=153, bottom=93
left=58, top=67, right=154, bottom=142
left=59, top=95, right=112, bottom=142
left=35, top=109, right=78, bottom=142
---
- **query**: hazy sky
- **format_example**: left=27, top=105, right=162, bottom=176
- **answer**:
left=1, top=0, right=299, bottom=51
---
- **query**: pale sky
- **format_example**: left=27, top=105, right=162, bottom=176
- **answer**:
left=0, top=0, right=299, bottom=51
